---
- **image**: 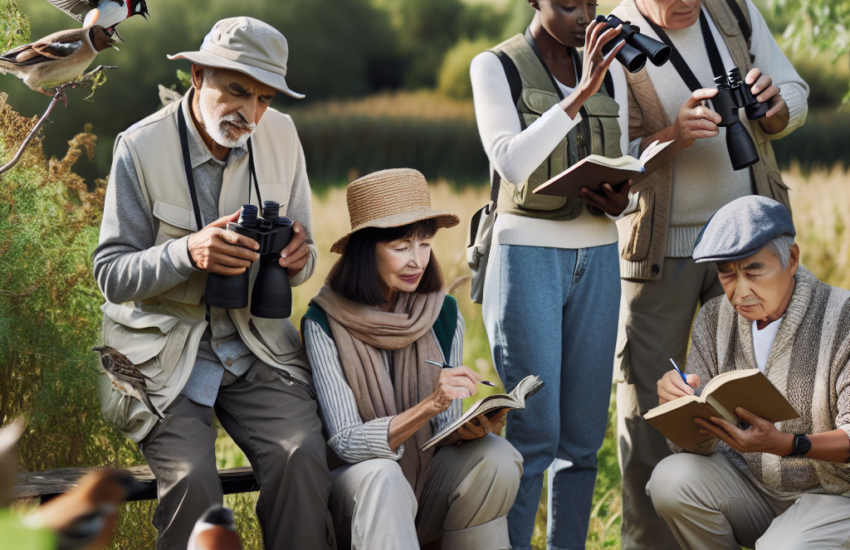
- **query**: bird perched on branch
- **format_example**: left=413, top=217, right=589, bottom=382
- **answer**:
left=35, top=469, right=148, bottom=550
left=92, top=345, right=165, bottom=422
left=0, top=25, right=115, bottom=95
left=188, top=505, right=243, bottom=550
left=47, top=0, right=149, bottom=40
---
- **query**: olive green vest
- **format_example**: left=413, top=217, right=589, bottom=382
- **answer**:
left=491, top=34, right=623, bottom=220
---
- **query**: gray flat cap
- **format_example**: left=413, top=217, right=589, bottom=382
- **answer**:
left=168, top=17, right=304, bottom=99
left=693, top=196, right=795, bottom=263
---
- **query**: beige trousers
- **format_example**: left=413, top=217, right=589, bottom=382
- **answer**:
left=648, top=452, right=850, bottom=549
left=616, top=257, right=724, bottom=550
left=328, top=433, right=522, bottom=550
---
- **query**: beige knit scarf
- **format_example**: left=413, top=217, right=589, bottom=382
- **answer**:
left=310, top=285, right=446, bottom=493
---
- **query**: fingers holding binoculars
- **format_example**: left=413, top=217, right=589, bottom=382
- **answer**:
left=188, top=226, right=259, bottom=274
left=278, top=221, right=310, bottom=275
left=208, top=210, right=242, bottom=229
left=746, top=69, right=779, bottom=105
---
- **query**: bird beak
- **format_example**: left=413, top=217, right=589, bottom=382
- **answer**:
left=111, top=27, right=125, bottom=43
left=83, top=8, right=100, bottom=27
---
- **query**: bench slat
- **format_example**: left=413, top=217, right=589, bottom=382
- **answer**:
left=15, top=466, right=258, bottom=503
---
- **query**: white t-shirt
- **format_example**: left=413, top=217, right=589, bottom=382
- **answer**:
left=752, top=316, right=783, bottom=373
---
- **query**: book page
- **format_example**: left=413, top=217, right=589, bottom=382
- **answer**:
left=585, top=154, right=643, bottom=171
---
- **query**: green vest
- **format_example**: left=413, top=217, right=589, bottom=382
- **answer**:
left=301, top=296, right=458, bottom=363
left=491, top=34, right=623, bottom=220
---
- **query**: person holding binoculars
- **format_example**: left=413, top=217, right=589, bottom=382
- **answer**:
left=92, top=18, right=334, bottom=550
left=470, top=1, right=644, bottom=548
left=608, top=0, right=809, bottom=548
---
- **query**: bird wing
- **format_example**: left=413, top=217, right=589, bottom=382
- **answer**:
left=45, top=0, right=99, bottom=23
left=103, top=352, right=148, bottom=387
left=0, top=36, right=84, bottom=67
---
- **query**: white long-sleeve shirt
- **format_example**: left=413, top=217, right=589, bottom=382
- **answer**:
left=471, top=49, right=638, bottom=249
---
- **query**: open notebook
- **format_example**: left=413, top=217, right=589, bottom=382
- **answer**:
left=644, top=369, right=799, bottom=449
left=532, top=140, right=674, bottom=199
left=419, top=375, right=544, bottom=451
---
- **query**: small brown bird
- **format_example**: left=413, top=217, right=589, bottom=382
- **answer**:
left=0, top=26, right=115, bottom=95
left=92, top=345, right=164, bottom=422
left=188, top=505, right=243, bottom=550
left=36, top=469, right=148, bottom=550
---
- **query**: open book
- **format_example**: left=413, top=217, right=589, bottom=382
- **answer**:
left=532, top=140, right=674, bottom=199
left=644, top=369, right=799, bottom=449
left=419, top=375, right=544, bottom=451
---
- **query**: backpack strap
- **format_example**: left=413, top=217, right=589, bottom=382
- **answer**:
left=301, top=297, right=459, bottom=363
left=488, top=48, right=526, bottom=206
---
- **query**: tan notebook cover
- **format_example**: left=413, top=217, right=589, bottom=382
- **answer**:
left=644, top=369, right=800, bottom=449
left=532, top=140, right=674, bottom=199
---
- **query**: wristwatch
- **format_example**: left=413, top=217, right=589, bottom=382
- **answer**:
left=785, top=434, right=812, bottom=457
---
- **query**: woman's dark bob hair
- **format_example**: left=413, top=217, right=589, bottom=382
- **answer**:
left=327, top=219, right=443, bottom=305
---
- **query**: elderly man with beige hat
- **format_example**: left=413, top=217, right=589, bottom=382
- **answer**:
left=92, top=17, right=334, bottom=550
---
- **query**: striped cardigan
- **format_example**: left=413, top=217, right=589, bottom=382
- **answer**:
left=303, top=311, right=464, bottom=464
left=676, top=267, right=850, bottom=494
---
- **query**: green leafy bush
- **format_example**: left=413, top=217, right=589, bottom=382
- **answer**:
left=438, top=38, right=493, bottom=100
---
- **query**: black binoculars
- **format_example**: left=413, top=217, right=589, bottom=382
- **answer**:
left=595, top=15, right=671, bottom=73
left=204, top=201, right=295, bottom=319
left=712, top=67, right=770, bottom=171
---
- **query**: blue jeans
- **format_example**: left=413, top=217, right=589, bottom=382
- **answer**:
left=482, top=243, right=620, bottom=550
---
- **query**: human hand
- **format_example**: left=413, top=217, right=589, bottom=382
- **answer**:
left=695, top=407, right=794, bottom=456
left=440, top=409, right=509, bottom=447
left=428, top=366, right=481, bottom=413
left=278, top=220, right=310, bottom=276
left=672, top=88, right=722, bottom=148
left=657, top=370, right=702, bottom=405
left=581, top=179, right=633, bottom=216
left=576, top=19, right=626, bottom=100
left=187, top=210, right=260, bottom=275
left=745, top=67, right=789, bottom=134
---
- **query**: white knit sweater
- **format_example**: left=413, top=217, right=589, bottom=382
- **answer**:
left=471, top=48, right=639, bottom=250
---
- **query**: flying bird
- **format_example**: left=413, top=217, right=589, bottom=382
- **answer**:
left=47, top=0, right=149, bottom=39
left=92, top=345, right=165, bottom=422
left=188, top=505, right=243, bottom=550
left=0, top=25, right=115, bottom=95
left=36, top=469, right=148, bottom=550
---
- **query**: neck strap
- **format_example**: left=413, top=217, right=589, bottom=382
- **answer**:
left=643, top=9, right=726, bottom=93
left=177, top=105, right=262, bottom=230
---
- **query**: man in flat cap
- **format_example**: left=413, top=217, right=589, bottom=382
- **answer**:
left=649, top=196, right=850, bottom=549
left=93, top=17, right=334, bottom=550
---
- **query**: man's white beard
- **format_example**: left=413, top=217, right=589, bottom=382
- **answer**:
left=198, top=87, right=257, bottom=149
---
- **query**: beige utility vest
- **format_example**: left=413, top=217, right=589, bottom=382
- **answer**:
left=99, top=95, right=311, bottom=442
left=491, top=34, right=623, bottom=220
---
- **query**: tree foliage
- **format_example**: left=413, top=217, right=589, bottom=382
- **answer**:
left=769, top=0, right=850, bottom=102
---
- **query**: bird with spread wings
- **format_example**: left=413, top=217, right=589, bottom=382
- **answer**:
left=47, top=0, right=149, bottom=40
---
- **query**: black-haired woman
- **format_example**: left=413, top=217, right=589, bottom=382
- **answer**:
left=471, top=1, right=639, bottom=548
left=302, top=168, right=522, bottom=550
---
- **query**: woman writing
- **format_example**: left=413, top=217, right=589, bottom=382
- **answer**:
left=471, top=1, right=637, bottom=548
left=302, top=168, right=523, bottom=550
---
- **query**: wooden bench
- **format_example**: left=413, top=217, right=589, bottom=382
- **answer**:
left=15, top=465, right=259, bottom=504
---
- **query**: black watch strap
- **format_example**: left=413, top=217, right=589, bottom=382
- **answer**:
left=786, top=433, right=812, bottom=457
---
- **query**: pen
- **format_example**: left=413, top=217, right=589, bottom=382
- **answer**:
left=669, top=358, right=699, bottom=396
left=424, top=360, right=496, bottom=387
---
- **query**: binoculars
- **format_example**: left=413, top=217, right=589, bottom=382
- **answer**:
left=712, top=67, right=770, bottom=171
left=595, top=15, right=671, bottom=73
left=204, top=201, right=295, bottom=319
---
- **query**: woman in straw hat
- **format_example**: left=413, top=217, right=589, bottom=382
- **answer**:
left=301, top=169, right=522, bottom=550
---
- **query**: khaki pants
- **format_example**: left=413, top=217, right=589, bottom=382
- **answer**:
left=139, top=362, right=335, bottom=550
left=328, top=434, right=522, bottom=550
left=648, top=452, right=850, bottom=549
left=616, top=257, right=724, bottom=550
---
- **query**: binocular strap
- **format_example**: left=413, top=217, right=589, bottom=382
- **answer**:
left=643, top=10, right=726, bottom=92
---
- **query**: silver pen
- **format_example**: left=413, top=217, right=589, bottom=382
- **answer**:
left=424, top=360, right=496, bottom=387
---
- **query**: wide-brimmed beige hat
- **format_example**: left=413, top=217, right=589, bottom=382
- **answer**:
left=331, top=169, right=460, bottom=254
left=168, top=17, right=304, bottom=99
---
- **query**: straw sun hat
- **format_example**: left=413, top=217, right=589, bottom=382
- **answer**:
left=331, top=169, right=460, bottom=254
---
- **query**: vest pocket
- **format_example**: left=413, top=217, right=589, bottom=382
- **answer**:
left=101, top=302, right=191, bottom=391
left=151, top=201, right=207, bottom=305
left=620, top=186, right=655, bottom=262
left=583, top=95, right=623, bottom=158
